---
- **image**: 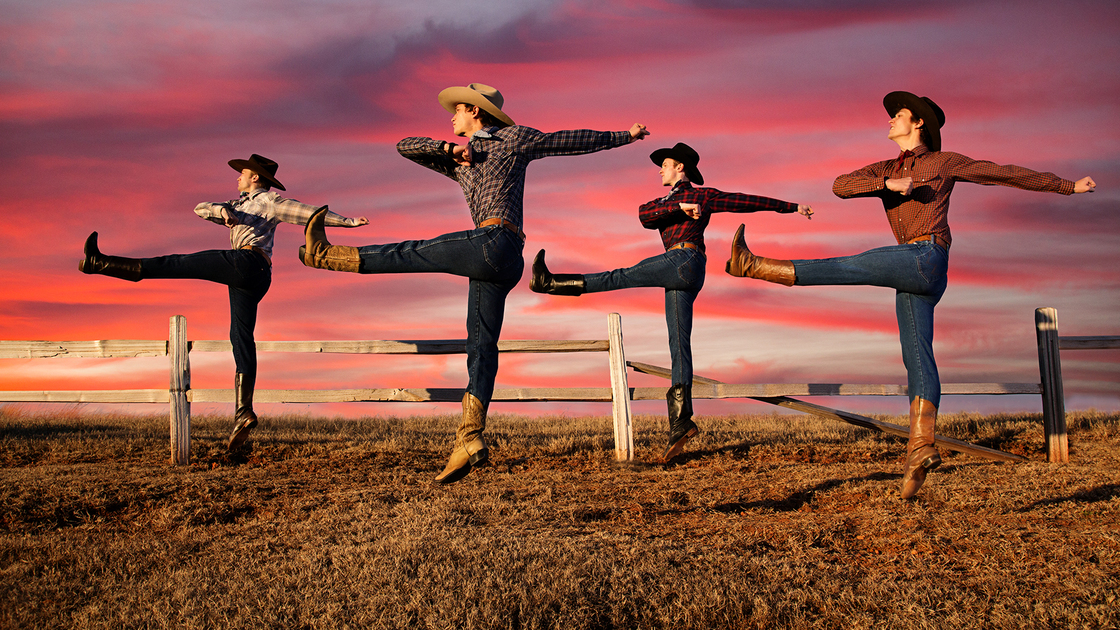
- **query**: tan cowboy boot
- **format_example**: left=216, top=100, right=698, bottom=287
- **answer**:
left=299, top=206, right=360, bottom=272
left=900, top=397, right=942, bottom=499
left=435, top=392, right=490, bottom=484
left=724, top=224, right=795, bottom=286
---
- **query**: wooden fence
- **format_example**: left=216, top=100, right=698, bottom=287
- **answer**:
left=1, top=308, right=1112, bottom=465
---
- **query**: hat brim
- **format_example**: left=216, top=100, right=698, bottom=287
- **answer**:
left=649, top=147, right=704, bottom=185
left=228, top=159, right=285, bottom=191
left=883, top=91, right=941, bottom=152
left=438, top=86, right=515, bottom=127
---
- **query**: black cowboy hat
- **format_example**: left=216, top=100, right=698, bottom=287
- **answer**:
left=228, top=154, right=286, bottom=191
left=649, top=142, right=704, bottom=185
left=883, top=91, right=945, bottom=152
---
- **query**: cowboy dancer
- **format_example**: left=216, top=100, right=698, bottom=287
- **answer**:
left=726, top=91, right=1097, bottom=499
left=531, top=143, right=812, bottom=462
left=79, top=155, right=369, bottom=450
left=301, top=83, right=649, bottom=484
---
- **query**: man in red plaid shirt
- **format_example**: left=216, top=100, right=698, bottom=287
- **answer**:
left=532, top=142, right=812, bottom=462
left=727, top=91, right=1096, bottom=499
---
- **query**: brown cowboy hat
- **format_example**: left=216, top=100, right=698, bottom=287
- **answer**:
left=649, top=142, right=704, bottom=185
left=228, top=154, right=285, bottom=191
left=883, top=91, right=945, bottom=152
left=437, top=83, right=515, bottom=127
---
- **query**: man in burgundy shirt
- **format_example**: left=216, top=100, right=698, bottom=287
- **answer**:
left=532, top=142, right=812, bottom=462
left=726, top=91, right=1096, bottom=499
left=300, top=83, right=649, bottom=484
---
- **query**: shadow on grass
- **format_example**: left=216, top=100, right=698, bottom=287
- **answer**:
left=1018, top=483, right=1120, bottom=512
left=709, top=472, right=896, bottom=513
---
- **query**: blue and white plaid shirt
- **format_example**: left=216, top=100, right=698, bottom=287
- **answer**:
left=194, top=189, right=361, bottom=257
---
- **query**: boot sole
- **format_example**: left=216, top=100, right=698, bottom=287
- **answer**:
left=661, top=427, right=699, bottom=463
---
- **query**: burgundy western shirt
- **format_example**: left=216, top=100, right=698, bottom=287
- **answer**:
left=832, top=144, right=1075, bottom=249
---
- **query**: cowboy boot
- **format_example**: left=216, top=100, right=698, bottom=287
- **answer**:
left=724, top=224, right=795, bottom=286
left=530, top=250, right=585, bottom=296
left=662, top=383, right=699, bottom=462
left=78, top=232, right=142, bottom=282
left=298, top=206, right=361, bottom=272
left=435, top=392, right=490, bottom=484
left=900, top=397, right=942, bottom=499
left=227, top=372, right=258, bottom=450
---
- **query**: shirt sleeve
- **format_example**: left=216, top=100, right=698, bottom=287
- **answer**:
left=942, top=152, right=1075, bottom=195
left=703, top=189, right=800, bottom=215
left=194, top=202, right=234, bottom=225
left=397, top=137, right=459, bottom=180
left=517, top=127, right=633, bottom=160
left=833, top=161, right=892, bottom=199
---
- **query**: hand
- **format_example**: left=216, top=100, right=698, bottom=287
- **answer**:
left=629, top=123, right=649, bottom=140
left=353, top=217, right=369, bottom=226
left=886, top=177, right=914, bottom=196
left=1074, top=176, right=1096, bottom=193
left=220, top=206, right=238, bottom=227
left=797, top=204, right=814, bottom=219
left=452, top=143, right=472, bottom=165
left=679, top=202, right=701, bottom=219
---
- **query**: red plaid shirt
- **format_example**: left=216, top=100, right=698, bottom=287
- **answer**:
left=398, top=125, right=633, bottom=228
left=832, top=145, right=1075, bottom=248
left=638, top=180, right=799, bottom=253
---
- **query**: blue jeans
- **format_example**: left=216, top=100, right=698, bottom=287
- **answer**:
left=584, top=247, right=706, bottom=385
left=356, top=226, right=525, bottom=403
left=792, top=241, right=949, bottom=406
left=140, top=249, right=272, bottom=384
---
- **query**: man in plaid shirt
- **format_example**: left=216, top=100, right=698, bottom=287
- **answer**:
left=79, top=154, right=368, bottom=450
left=300, top=83, right=649, bottom=484
left=531, top=142, right=812, bottom=462
left=726, top=91, right=1097, bottom=499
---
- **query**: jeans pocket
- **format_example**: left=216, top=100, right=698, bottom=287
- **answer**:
left=915, top=244, right=948, bottom=286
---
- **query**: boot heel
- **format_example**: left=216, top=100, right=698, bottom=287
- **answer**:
left=468, top=446, right=490, bottom=467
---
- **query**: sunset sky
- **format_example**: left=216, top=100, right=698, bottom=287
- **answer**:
left=2, top=0, right=1117, bottom=421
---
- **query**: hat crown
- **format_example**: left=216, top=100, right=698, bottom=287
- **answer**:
left=466, top=83, right=503, bottom=109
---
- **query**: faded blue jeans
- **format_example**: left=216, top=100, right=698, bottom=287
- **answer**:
left=356, top=225, right=525, bottom=404
left=140, top=249, right=272, bottom=386
left=792, top=240, right=949, bottom=406
left=584, top=247, right=706, bottom=385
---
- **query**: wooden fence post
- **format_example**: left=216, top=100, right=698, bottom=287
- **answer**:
left=1035, top=307, right=1068, bottom=463
left=169, top=315, right=191, bottom=465
left=607, top=313, right=634, bottom=461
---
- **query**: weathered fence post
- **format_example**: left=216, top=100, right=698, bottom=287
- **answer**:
left=169, top=315, right=191, bottom=465
left=607, top=313, right=634, bottom=461
left=1035, top=307, right=1068, bottom=463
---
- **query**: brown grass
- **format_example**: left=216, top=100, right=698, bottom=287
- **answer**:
left=1, top=405, right=1118, bottom=629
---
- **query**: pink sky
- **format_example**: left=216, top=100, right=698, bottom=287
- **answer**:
left=2, top=0, right=1117, bottom=419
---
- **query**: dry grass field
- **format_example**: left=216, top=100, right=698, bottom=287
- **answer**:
left=1, top=405, right=1117, bottom=629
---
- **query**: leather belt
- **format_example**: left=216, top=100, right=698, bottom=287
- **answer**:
left=241, top=245, right=272, bottom=266
left=668, top=242, right=699, bottom=251
left=479, top=217, right=526, bottom=241
left=907, top=234, right=949, bottom=252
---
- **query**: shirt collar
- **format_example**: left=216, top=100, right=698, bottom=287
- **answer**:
left=471, top=126, right=499, bottom=141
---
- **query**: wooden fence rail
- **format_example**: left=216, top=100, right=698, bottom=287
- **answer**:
left=2, top=308, right=1108, bottom=465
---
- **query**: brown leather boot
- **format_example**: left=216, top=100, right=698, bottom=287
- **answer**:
left=78, top=232, right=142, bottom=282
left=299, top=206, right=360, bottom=272
left=662, top=383, right=699, bottom=462
left=724, top=224, right=795, bottom=286
left=435, top=392, right=490, bottom=484
left=227, top=372, right=258, bottom=450
left=530, top=249, right=585, bottom=296
left=900, top=397, right=942, bottom=499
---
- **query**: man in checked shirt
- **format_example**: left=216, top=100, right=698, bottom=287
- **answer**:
left=300, top=83, right=649, bottom=484
left=726, top=91, right=1096, bottom=499
left=79, top=154, right=368, bottom=450
left=530, top=142, right=812, bottom=462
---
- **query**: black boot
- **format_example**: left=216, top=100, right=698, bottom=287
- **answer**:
left=530, top=250, right=585, bottom=296
left=78, top=232, right=142, bottom=282
left=662, top=383, right=699, bottom=462
left=227, top=373, right=258, bottom=450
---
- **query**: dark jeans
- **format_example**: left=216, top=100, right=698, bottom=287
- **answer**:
left=140, top=249, right=272, bottom=385
left=792, top=240, right=949, bottom=406
left=356, top=225, right=525, bottom=403
left=584, top=247, right=706, bottom=385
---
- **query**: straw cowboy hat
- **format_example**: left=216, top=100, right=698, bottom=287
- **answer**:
left=228, top=154, right=286, bottom=191
left=883, top=91, right=945, bottom=152
left=649, top=142, right=704, bottom=185
left=437, top=83, right=515, bottom=127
